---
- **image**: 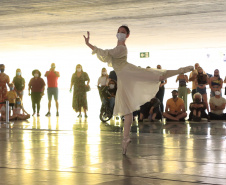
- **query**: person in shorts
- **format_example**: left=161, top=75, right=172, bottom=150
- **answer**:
left=45, top=63, right=60, bottom=116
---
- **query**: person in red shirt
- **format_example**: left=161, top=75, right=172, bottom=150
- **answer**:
left=45, top=63, right=60, bottom=116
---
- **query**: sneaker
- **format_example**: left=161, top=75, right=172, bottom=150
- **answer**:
left=32, top=112, right=36, bottom=116
left=37, top=113, right=40, bottom=117
left=85, top=114, right=88, bottom=118
left=56, top=112, right=59, bottom=116
left=77, top=114, right=82, bottom=118
left=45, top=112, right=51, bottom=117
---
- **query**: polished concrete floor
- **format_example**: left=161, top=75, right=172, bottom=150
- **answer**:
left=0, top=116, right=226, bottom=185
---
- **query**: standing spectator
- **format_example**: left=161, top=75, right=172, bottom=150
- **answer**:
left=0, top=64, right=10, bottom=108
left=109, top=70, right=117, bottom=82
left=156, top=65, right=167, bottom=112
left=209, top=90, right=226, bottom=120
left=13, top=68, right=25, bottom=100
left=195, top=67, right=209, bottom=112
left=98, top=68, right=108, bottom=101
left=97, top=68, right=108, bottom=88
left=70, top=64, right=90, bottom=118
left=163, top=90, right=187, bottom=121
left=45, top=63, right=60, bottom=117
left=209, top=69, right=223, bottom=97
left=176, top=73, right=188, bottom=111
left=28, top=69, right=46, bottom=116
left=189, top=63, right=199, bottom=98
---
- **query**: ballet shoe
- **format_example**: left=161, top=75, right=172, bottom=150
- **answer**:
left=179, top=66, right=194, bottom=74
left=122, top=137, right=131, bottom=155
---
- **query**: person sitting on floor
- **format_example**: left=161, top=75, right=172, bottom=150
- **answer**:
left=6, top=83, right=17, bottom=109
left=13, top=98, right=30, bottom=120
left=163, top=90, right=187, bottom=121
left=188, top=92, right=208, bottom=121
left=209, top=90, right=226, bottom=120
left=139, top=97, right=162, bottom=122
left=0, top=99, right=16, bottom=121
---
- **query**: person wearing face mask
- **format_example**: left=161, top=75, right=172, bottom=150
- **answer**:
left=83, top=25, right=193, bottom=155
left=188, top=93, right=208, bottom=121
left=209, top=90, right=226, bottom=120
left=70, top=64, right=90, bottom=118
left=195, top=67, right=209, bottom=112
left=13, top=68, right=25, bottom=100
left=163, top=90, right=187, bottom=121
left=28, top=69, right=46, bottom=116
left=98, top=68, right=108, bottom=88
left=45, top=63, right=60, bottom=117
left=209, top=69, right=223, bottom=97
left=101, top=79, right=117, bottom=112
left=97, top=68, right=108, bottom=97
left=0, top=64, right=10, bottom=109
left=156, top=64, right=167, bottom=112
left=13, top=97, right=30, bottom=120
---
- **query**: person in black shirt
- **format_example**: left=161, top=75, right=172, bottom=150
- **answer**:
left=139, top=97, right=162, bottom=122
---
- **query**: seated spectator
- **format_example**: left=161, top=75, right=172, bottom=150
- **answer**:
left=163, top=90, right=187, bottom=121
left=6, top=83, right=17, bottom=115
left=13, top=98, right=30, bottom=120
left=101, top=79, right=117, bottom=111
left=195, top=67, right=209, bottom=112
left=0, top=100, right=16, bottom=121
left=188, top=92, right=208, bottom=121
left=139, top=97, right=162, bottom=122
left=209, top=90, right=226, bottom=120
left=209, top=69, right=223, bottom=97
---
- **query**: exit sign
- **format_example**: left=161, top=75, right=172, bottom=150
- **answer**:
left=140, top=52, right=149, bottom=58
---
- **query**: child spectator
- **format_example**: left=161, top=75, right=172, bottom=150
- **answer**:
left=13, top=98, right=30, bottom=120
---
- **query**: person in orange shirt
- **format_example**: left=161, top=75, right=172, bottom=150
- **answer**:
left=6, top=83, right=17, bottom=108
left=163, top=90, right=187, bottom=121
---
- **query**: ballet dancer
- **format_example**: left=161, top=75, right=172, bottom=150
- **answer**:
left=83, top=25, right=193, bottom=155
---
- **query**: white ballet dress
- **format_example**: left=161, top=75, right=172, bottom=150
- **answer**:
left=92, top=45, right=166, bottom=116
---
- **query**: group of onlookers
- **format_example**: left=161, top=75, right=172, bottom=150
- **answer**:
left=0, top=63, right=60, bottom=120
left=138, top=63, right=226, bottom=122
left=1, top=62, right=226, bottom=122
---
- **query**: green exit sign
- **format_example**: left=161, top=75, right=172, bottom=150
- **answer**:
left=140, top=52, right=149, bottom=58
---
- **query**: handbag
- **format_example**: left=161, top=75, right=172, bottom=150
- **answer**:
left=85, top=85, right=91, bottom=92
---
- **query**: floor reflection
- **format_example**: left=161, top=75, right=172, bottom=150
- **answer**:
left=1, top=117, right=226, bottom=137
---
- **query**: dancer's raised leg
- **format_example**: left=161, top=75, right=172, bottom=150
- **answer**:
left=122, top=113, right=133, bottom=155
left=160, top=66, right=194, bottom=81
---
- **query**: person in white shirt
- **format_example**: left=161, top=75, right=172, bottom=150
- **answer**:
left=98, top=68, right=109, bottom=101
left=209, top=91, right=226, bottom=120
left=97, top=68, right=109, bottom=87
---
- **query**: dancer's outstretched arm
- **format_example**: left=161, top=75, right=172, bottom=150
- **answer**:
left=83, top=31, right=94, bottom=50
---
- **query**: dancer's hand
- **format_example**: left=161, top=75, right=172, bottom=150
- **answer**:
left=83, top=31, right=90, bottom=45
